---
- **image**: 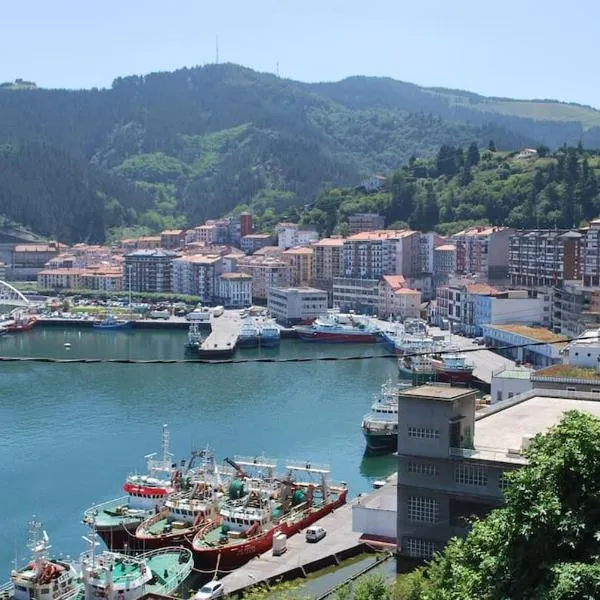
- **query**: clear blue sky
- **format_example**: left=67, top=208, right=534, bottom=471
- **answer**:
left=3, top=0, right=598, bottom=107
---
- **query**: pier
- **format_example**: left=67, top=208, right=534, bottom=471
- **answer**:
left=197, top=312, right=243, bottom=358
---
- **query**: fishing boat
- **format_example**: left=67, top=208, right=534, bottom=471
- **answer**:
left=259, top=319, right=280, bottom=347
left=295, top=310, right=377, bottom=343
left=93, top=314, right=132, bottom=330
left=238, top=320, right=260, bottom=349
left=430, top=353, right=474, bottom=383
left=5, top=313, right=37, bottom=333
left=361, top=380, right=411, bottom=454
left=184, top=323, right=204, bottom=354
left=0, top=518, right=83, bottom=600
left=191, top=459, right=348, bottom=573
left=398, top=354, right=437, bottom=382
left=83, top=425, right=179, bottom=552
left=80, top=540, right=193, bottom=600
left=134, top=451, right=227, bottom=551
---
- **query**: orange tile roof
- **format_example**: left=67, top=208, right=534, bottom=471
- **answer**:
left=465, top=283, right=499, bottom=295
left=283, top=247, right=314, bottom=255
left=346, top=229, right=414, bottom=241
left=394, top=288, right=420, bottom=295
left=220, top=272, right=252, bottom=280
left=382, top=275, right=406, bottom=290
left=453, top=226, right=508, bottom=237
left=15, top=243, right=67, bottom=252
left=175, top=254, right=222, bottom=264
left=312, top=237, right=344, bottom=247
left=161, top=229, right=184, bottom=235
left=435, top=244, right=456, bottom=251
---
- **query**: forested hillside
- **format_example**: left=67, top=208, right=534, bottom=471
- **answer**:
left=280, top=145, right=600, bottom=237
left=0, top=63, right=598, bottom=241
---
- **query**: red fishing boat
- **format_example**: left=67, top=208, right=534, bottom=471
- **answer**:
left=6, top=313, right=38, bottom=332
left=294, top=310, right=377, bottom=343
left=430, top=353, right=474, bottom=383
left=191, top=460, right=348, bottom=573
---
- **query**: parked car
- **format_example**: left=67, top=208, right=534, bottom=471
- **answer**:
left=194, top=581, right=224, bottom=599
left=474, top=337, right=485, bottom=345
left=305, top=526, right=327, bottom=543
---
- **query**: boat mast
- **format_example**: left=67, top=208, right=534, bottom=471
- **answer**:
left=27, top=517, right=49, bottom=577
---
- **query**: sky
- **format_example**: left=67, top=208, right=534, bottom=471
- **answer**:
left=3, top=0, right=599, bottom=108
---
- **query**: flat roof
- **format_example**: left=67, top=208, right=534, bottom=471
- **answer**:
left=488, top=324, right=568, bottom=344
left=476, top=396, right=600, bottom=452
left=400, top=384, right=474, bottom=401
left=495, top=368, right=532, bottom=380
left=534, top=364, right=600, bottom=381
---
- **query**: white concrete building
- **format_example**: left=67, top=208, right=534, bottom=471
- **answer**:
left=490, top=366, right=533, bottom=404
left=217, top=272, right=252, bottom=308
left=565, top=329, right=600, bottom=368
left=352, top=476, right=397, bottom=542
left=267, top=286, right=328, bottom=326
left=276, top=223, right=319, bottom=250
left=171, top=255, right=223, bottom=302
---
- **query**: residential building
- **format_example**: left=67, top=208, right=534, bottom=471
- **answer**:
left=312, top=237, right=344, bottom=301
left=0, top=261, right=5, bottom=281
left=453, top=226, right=514, bottom=281
left=276, top=223, right=319, bottom=250
left=420, top=232, right=446, bottom=275
left=217, top=272, right=252, bottom=308
left=377, top=275, right=421, bottom=320
left=509, top=229, right=582, bottom=289
left=239, top=212, right=253, bottom=238
left=433, top=244, right=457, bottom=277
left=236, top=256, right=291, bottom=301
left=347, top=213, right=385, bottom=234
left=171, top=255, right=223, bottom=302
left=206, top=219, right=234, bottom=244
left=160, top=229, right=185, bottom=250
left=193, top=225, right=217, bottom=245
left=252, top=246, right=283, bottom=258
left=564, top=329, right=600, bottom=368
left=37, top=265, right=123, bottom=291
left=122, top=236, right=161, bottom=251
left=480, top=324, right=568, bottom=367
left=36, top=268, right=84, bottom=290
left=123, top=249, right=178, bottom=294
left=282, top=247, right=314, bottom=287
left=490, top=366, right=534, bottom=404
left=516, top=148, right=538, bottom=160
left=342, top=230, right=421, bottom=279
left=267, top=286, right=328, bottom=326
left=11, top=242, right=69, bottom=280
left=551, top=280, right=600, bottom=337
left=240, top=234, right=274, bottom=254
left=358, top=176, right=386, bottom=193
left=396, top=383, right=600, bottom=559
left=582, top=218, right=600, bottom=286
left=333, top=277, right=380, bottom=314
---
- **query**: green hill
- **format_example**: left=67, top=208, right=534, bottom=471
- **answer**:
left=0, top=63, right=598, bottom=242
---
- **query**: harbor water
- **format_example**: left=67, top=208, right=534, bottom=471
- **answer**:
left=0, top=327, right=397, bottom=570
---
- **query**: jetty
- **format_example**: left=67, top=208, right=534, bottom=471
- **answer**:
left=197, top=311, right=242, bottom=359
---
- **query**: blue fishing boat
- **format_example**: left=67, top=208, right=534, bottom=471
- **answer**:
left=238, top=320, right=260, bottom=348
left=93, top=314, right=132, bottom=330
left=259, top=319, right=280, bottom=347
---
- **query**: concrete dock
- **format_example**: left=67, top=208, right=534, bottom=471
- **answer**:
left=218, top=498, right=366, bottom=596
left=198, top=312, right=243, bottom=358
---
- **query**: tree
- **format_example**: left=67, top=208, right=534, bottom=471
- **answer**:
left=401, top=411, right=600, bottom=599
left=466, top=142, right=480, bottom=168
left=488, top=139, right=497, bottom=152
left=421, top=183, right=439, bottom=231
left=537, top=144, right=551, bottom=158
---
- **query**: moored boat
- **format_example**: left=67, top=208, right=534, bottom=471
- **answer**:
left=83, top=425, right=179, bottom=552
left=238, top=320, right=260, bottom=349
left=184, top=323, right=204, bottom=354
left=5, top=313, right=37, bottom=333
left=259, top=319, right=280, bottom=347
left=191, top=460, right=347, bottom=573
left=430, top=353, right=474, bottom=383
left=295, top=310, right=377, bottom=343
left=398, top=354, right=437, bottom=381
left=93, top=314, right=132, bottom=330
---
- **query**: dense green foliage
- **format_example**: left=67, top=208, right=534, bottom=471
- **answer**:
left=289, top=145, right=600, bottom=235
left=1, top=63, right=599, bottom=241
left=394, top=411, right=600, bottom=599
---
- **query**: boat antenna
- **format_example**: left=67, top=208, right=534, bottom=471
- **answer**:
left=82, top=533, right=99, bottom=570
left=161, top=424, right=170, bottom=464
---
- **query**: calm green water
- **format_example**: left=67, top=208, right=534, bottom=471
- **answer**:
left=0, top=327, right=397, bottom=570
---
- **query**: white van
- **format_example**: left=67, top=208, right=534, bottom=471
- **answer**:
left=212, top=306, right=224, bottom=317
left=305, top=526, right=327, bottom=543
left=186, top=308, right=211, bottom=322
left=149, top=310, right=169, bottom=320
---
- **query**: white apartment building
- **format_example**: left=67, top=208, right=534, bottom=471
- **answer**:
left=217, top=272, right=252, bottom=308
left=237, top=257, right=291, bottom=301
left=333, top=277, right=380, bottom=314
left=276, top=223, right=319, bottom=250
left=377, top=275, right=421, bottom=320
left=171, top=255, right=223, bottom=302
left=267, top=286, right=328, bottom=326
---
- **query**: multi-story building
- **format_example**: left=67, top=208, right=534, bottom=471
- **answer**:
left=312, top=237, right=344, bottom=301
left=581, top=218, right=600, bottom=286
left=37, top=265, right=123, bottom=291
left=236, top=256, right=291, bottom=301
left=217, top=272, right=252, bottom=308
left=239, top=212, right=253, bottom=238
left=193, top=225, right=217, bottom=245
left=267, top=286, right=328, bottom=326
left=396, top=384, right=600, bottom=559
left=348, top=213, right=385, bottom=234
left=282, top=247, right=314, bottom=287
left=552, top=280, right=600, bottom=337
left=332, top=277, right=380, bottom=314
left=420, top=232, right=446, bottom=275
left=433, top=244, right=457, bottom=277
left=121, top=236, right=161, bottom=251
left=171, top=255, right=223, bottom=302
left=240, top=234, right=274, bottom=254
left=276, top=223, right=319, bottom=250
left=123, top=249, right=178, bottom=293
left=342, top=230, right=421, bottom=279
left=435, top=283, right=499, bottom=334
left=11, top=242, right=69, bottom=280
left=205, top=219, right=233, bottom=244
left=453, top=226, right=514, bottom=281
left=377, top=275, right=421, bottom=320
left=160, top=229, right=185, bottom=250
left=509, top=229, right=582, bottom=289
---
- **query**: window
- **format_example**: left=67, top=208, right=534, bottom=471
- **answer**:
left=408, top=496, right=439, bottom=523
left=403, top=537, right=439, bottom=559
left=408, top=462, right=439, bottom=477
left=408, top=426, right=440, bottom=439
left=498, top=473, right=510, bottom=491
left=455, top=463, right=488, bottom=486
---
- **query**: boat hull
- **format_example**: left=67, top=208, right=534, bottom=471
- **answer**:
left=296, top=330, right=376, bottom=343
left=259, top=336, right=280, bottom=347
left=93, top=321, right=132, bottom=330
left=193, top=490, right=348, bottom=572
left=238, top=337, right=259, bottom=349
left=94, top=521, right=147, bottom=552
left=362, top=430, right=397, bottom=454
left=434, top=369, right=473, bottom=383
